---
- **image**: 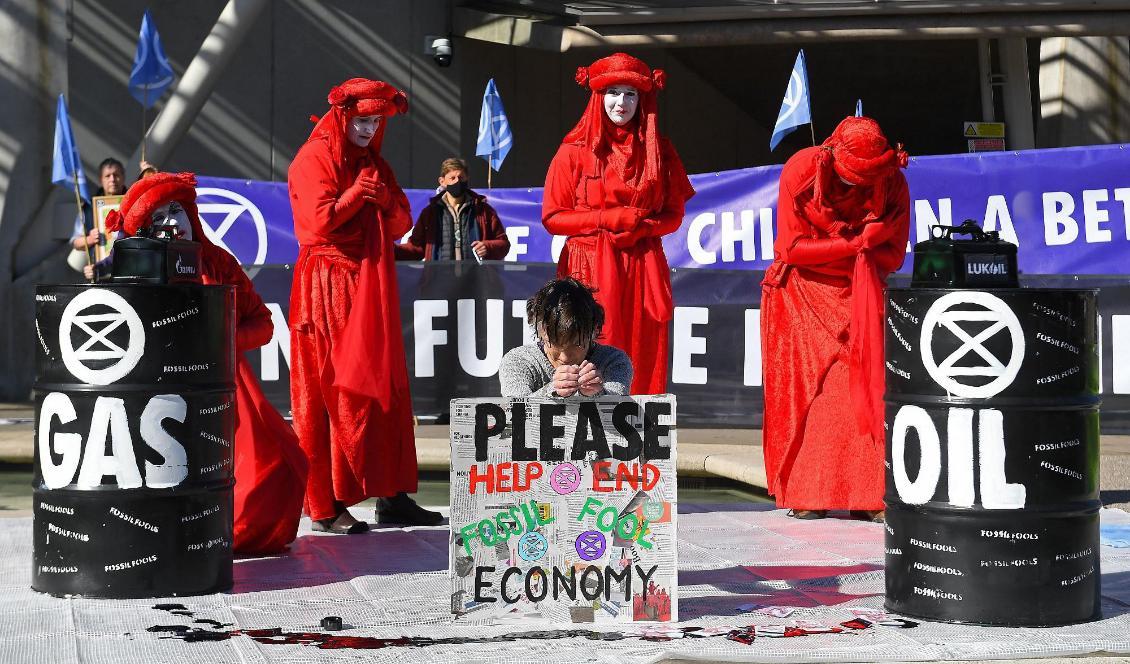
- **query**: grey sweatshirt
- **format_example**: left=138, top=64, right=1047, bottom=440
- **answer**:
left=498, top=343, right=633, bottom=398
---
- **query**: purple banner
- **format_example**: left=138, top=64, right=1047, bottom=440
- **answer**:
left=195, top=143, right=1130, bottom=274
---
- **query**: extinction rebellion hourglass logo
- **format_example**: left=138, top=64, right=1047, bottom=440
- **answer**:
left=58, top=289, right=146, bottom=385
left=920, top=291, right=1025, bottom=399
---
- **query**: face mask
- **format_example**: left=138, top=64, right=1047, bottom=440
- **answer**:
left=445, top=180, right=468, bottom=198
left=150, top=202, right=192, bottom=241
left=346, top=115, right=381, bottom=147
left=603, top=86, right=640, bottom=126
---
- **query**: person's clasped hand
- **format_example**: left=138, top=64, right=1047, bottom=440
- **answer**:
left=552, top=364, right=582, bottom=397
left=600, top=206, right=644, bottom=233
left=577, top=360, right=604, bottom=397
left=342, top=167, right=390, bottom=210
left=859, top=222, right=887, bottom=250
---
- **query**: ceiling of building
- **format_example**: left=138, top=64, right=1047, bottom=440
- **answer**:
left=456, top=1, right=1130, bottom=49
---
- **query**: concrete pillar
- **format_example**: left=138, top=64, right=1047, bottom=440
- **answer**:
left=1038, top=36, right=1130, bottom=148
left=0, top=0, right=72, bottom=400
left=977, top=38, right=995, bottom=122
left=998, top=37, right=1035, bottom=150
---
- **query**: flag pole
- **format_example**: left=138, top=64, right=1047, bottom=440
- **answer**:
left=141, top=88, right=148, bottom=163
left=70, top=170, right=92, bottom=277
left=806, top=50, right=816, bottom=146
left=487, top=163, right=492, bottom=191
left=807, top=87, right=817, bottom=146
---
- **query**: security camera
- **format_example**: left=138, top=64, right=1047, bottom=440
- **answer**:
left=430, top=37, right=452, bottom=67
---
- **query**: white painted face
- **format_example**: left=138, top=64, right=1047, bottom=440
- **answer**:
left=603, top=85, right=639, bottom=126
left=150, top=201, right=192, bottom=241
left=347, top=115, right=382, bottom=147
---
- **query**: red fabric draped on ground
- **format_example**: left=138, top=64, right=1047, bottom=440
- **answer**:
left=232, top=358, right=308, bottom=554
left=287, top=132, right=417, bottom=522
left=202, top=247, right=309, bottom=553
left=761, top=143, right=910, bottom=511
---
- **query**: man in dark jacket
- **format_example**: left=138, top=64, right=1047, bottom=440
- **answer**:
left=398, top=157, right=510, bottom=261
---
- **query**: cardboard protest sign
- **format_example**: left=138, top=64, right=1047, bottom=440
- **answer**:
left=449, top=396, right=677, bottom=624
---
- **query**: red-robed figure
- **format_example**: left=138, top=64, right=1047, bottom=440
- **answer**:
left=542, top=53, right=695, bottom=395
left=761, top=117, right=911, bottom=521
left=106, top=172, right=308, bottom=554
left=287, top=78, right=440, bottom=534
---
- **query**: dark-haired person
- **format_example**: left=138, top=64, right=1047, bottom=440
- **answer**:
left=398, top=157, right=510, bottom=261
left=499, top=278, right=632, bottom=398
left=68, top=158, right=128, bottom=276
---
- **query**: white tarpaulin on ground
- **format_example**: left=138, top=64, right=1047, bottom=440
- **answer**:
left=5, top=505, right=1130, bottom=662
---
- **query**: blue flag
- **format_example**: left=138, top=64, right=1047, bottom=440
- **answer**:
left=129, top=9, right=175, bottom=108
left=475, top=79, right=513, bottom=172
left=769, top=50, right=813, bottom=151
left=856, top=99, right=863, bottom=117
left=51, top=94, right=90, bottom=201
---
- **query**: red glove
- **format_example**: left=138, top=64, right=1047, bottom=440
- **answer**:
left=859, top=222, right=888, bottom=249
left=782, top=235, right=862, bottom=265
left=334, top=170, right=386, bottom=219
left=599, top=207, right=643, bottom=233
left=365, top=169, right=391, bottom=209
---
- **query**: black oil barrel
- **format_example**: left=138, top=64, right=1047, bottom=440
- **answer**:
left=31, top=283, right=235, bottom=598
left=884, top=288, right=1100, bottom=626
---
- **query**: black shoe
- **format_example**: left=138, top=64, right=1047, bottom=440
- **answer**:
left=311, top=511, right=370, bottom=534
left=786, top=509, right=828, bottom=520
left=376, top=493, right=443, bottom=526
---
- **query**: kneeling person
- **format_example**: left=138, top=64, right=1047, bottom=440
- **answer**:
left=499, top=278, right=632, bottom=398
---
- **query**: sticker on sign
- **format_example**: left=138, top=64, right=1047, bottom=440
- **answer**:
left=964, top=121, right=1006, bottom=138
left=968, top=138, right=1006, bottom=153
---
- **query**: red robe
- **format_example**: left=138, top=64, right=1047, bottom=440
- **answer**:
left=200, top=246, right=308, bottom=555
left=287, top=137, right=417, bottom=521
left=542, top=139, right=692, bottom=394
left=761, top=146, right=910, bottom=510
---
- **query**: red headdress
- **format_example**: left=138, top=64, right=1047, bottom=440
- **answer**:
left=811, top=116, right=909, bottom=225
left=564, top=53, right=668, bottom=211
left=104, top=171, right=207, bottom=244
left=306, top=77, right=409, bottom=163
